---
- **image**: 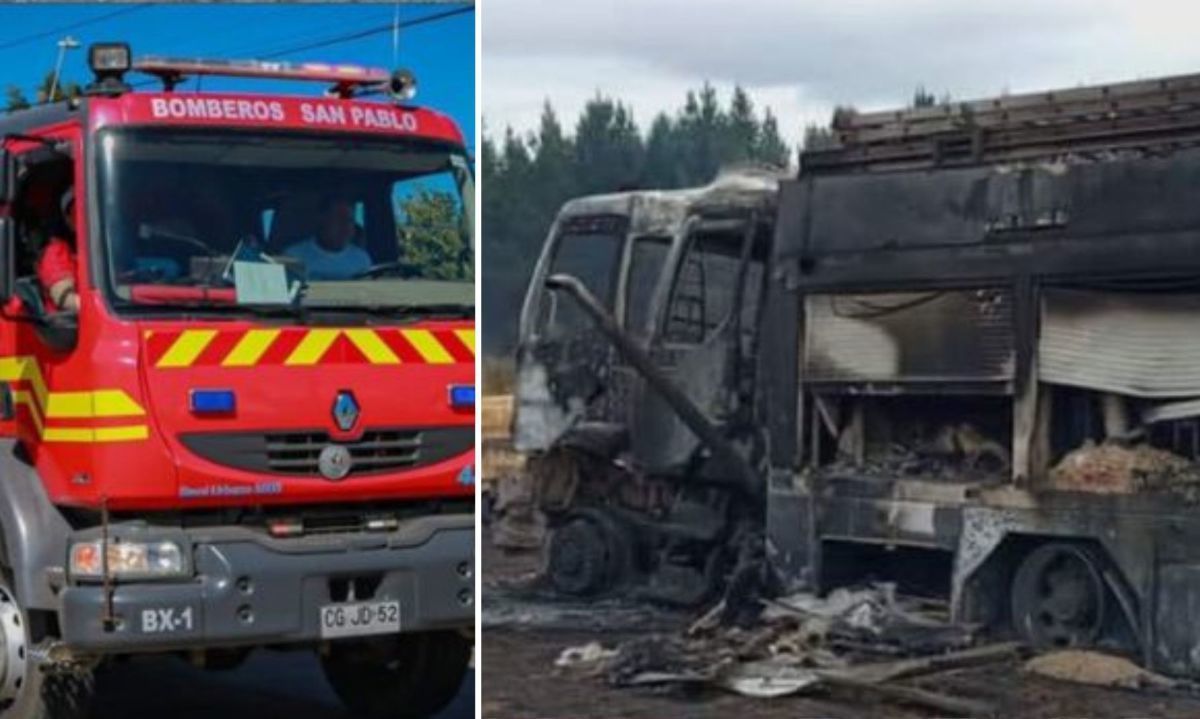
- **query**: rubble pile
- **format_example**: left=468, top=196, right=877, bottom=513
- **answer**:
left=1050, top=441, right=1200, bottom=496
left=554, top=583, right=1015, bottom=717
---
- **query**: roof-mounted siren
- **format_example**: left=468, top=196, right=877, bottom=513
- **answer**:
left=130, top=56, right=413, bottom=101
left=87, top=42, right=132, bottom=96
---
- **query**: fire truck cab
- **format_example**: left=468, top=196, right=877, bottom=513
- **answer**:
left=0, top=44, right=474, bottom=718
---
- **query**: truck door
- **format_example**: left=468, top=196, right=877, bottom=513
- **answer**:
left=632, top=213, right=766, bottom=474
left=0, top=136, right=78, bottom=444
left=513, top=213, right=630, bottom=452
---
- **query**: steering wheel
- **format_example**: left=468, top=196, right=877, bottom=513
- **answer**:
left=352, top=261, right=420, bottom=280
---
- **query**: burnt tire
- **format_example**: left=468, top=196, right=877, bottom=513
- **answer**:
left=0, top=584, right=92, bottom=719
left=321, top=631, right=470, bottom=719
left=546, top=517, right=613, bottom=596
left=1011, top=542, right=1108, bottom=650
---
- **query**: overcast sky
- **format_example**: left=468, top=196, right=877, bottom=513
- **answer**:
left=483, top=0, right=1200, bottom=151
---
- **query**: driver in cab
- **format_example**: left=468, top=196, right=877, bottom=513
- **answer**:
left=283, top=195, right=371, bottom=280
left=37, top=187, right=80, bottom=313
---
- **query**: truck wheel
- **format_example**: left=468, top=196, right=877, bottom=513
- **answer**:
left=1011, top=542, right=1107, bottom=650
left=545, top=517, right=610, bottom=596
left=0, top=584, right=92, bottom=719
left=321, top=631, right=470, bottom=719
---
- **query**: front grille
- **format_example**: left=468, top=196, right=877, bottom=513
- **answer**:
left=266, top=430, right=421, bottom=474
left=180, top=426, right=473, bottom=478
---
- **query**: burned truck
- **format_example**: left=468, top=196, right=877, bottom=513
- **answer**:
left=514, top=70, right=1200, bottom=677
left=513, top=171, right=778, bottom=604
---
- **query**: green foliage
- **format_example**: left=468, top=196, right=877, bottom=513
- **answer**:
left=396, top=189, right=472, bottom=281
left=5, top=86, right=29, bottom=112
left=481, top=84, right=793, bottom=354
left=5, top=70, right=81, bottom=114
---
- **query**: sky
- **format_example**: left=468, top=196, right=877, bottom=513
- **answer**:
left=0, top=2, right=475, bottom=148
left=483, top=0, right=1200, bottom=151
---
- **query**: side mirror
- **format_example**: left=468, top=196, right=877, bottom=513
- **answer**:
left=0, top=217, right=13, bottom=301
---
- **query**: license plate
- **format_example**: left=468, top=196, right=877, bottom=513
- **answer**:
left=319, top=600, right=400, bottom=639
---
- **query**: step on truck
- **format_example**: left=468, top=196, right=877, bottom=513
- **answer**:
left=515, top=70, right=1200, bottom=678
left=0, top=44, right=475, bottom=718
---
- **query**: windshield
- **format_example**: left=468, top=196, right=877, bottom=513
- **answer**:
left=95, top=127, right=473, bottom=313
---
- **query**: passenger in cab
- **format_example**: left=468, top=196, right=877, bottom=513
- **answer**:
left=37, top=187, right=80, bottom=312
left=282, top=195, right=371, bottom=280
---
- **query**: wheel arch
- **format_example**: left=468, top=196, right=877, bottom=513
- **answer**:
left=954, top=528, right=1143, bottom=653
left=0, top=441, right=73, bottom=611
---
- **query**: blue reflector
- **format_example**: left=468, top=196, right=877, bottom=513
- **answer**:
left=449, top=385, right=474, bottom=408
left=190, top=389, right=235, bottom=414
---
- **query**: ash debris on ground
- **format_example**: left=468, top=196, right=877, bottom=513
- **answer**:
left=483, top=542, right=1200, bottom=719
left=543, top=580, right=1195, bottom=717
left=553, top=581, right=1009, bottom=715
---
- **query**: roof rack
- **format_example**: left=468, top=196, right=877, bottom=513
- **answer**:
left=133, top=56, right=391, bottom=98
left=803, top=70, right=1200, bottom=173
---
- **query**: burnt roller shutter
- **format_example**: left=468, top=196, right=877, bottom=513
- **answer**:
left=804, top=289, right=1015, bottom=384
left=1041, top=289, right=1200, bottom=398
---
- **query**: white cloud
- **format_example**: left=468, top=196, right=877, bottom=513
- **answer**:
left=483, top=0, right=1200, bottom=149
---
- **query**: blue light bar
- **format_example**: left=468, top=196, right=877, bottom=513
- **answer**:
left=449, top=385, right=474, bottom=409
left=190, top=389, right=236, bottom=414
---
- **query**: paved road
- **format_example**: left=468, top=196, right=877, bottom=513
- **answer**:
left=91, top=650, right=473, bottom=718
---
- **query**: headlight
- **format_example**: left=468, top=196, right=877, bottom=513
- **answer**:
left=69, top=540, right=185, bottom=580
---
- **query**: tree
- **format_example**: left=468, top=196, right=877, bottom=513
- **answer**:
left=528, top=102, right=575, bottom=205
left=5, top=86, right=29, bottom=112
left=677, top=83, right=727, bottom=184
left=480, top=84, right=805, bottom=355
left=5, top=69, right=81, bottom=114
left=756, top=109, right=791, bottom=167
left=573, top=95, right=643, bottom=194
left=803, top=123, right=838, bottom=151
left=912, top=85, right=937, bottom=108
left=397, top=189, right=472, bottom=281
left=642, top=112, right=683, bottom=188
left=727, top=86, right=758, bottom=165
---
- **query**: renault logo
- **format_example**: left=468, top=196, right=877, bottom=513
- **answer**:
left=332, top=391, right=360, bottom=432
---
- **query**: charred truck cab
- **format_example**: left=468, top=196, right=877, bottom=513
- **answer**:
left=0, top=45, right=473, bottom=718
left=514, top=171, right=778, bottom=604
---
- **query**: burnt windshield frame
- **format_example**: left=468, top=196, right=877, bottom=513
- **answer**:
left=538, top=213, right=628, bottom=334
left=89, top=125, right=471, bottom=317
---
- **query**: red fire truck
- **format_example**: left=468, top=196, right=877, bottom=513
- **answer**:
left=0, top=44, right=474, bottom=718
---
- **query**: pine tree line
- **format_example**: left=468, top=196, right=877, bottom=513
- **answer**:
left=481, top=84, right=793, bottom=355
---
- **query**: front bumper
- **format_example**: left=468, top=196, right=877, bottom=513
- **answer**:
left=58, top=514, right=473, bottom=653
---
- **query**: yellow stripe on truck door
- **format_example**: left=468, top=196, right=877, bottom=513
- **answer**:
left=157, top=330, right=217, bottom=368
left=222, top=329, right=281, bottom=367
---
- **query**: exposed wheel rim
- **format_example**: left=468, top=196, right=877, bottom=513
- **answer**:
left=0, top=585, right=27, bottom=709
left=1013, top=544, right=1106, bottom=649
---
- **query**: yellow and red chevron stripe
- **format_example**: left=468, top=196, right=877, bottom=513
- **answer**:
left=146, top=327, right=475, bottom=369
left=0, top=356, right=149, bottom=443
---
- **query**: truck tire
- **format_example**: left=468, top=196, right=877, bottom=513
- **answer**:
left=321, top=630, right=470, bottom=719
left=0, top=584, right=92, bottom=719
left=1011, top=542, right=1107, bottom=650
